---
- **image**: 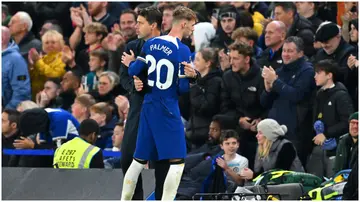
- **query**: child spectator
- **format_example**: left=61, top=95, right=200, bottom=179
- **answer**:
left=71, top=94, right=96, bottom=123
left=90, top=102, right=118, bottom=151
left=82, top=49, right=108, bottom=92
left=216, top=130, right=248, bottom=186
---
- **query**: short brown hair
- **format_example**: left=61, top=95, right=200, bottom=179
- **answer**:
left=172, top=6, right=197, bottom=23
left=90, top=102, right=113, bottom=124
left=231, top=27, right=258, bottom=43
left=75, top=94, right=96, bottom=109
left=159, top=2, right=182, bottom=12
left=89, top=49, right=108, bottom=63
left=228, top=41, right=253, bottom=57
left=83, top=22, right=108, bottom=40
left=220, top=130, right=240, bottom=144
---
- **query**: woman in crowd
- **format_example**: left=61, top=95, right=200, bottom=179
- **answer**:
left=88, top=71, right=119, bottom=104
left=347, top=19, right=358, bottom=111
left=185, top=47, right=222, bottom=150
left=240, top=119, right=304, bottom=180
left=28, top=30, right=66, bottom=100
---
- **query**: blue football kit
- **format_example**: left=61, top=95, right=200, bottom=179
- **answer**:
left=128, top=35, right=191, bottom=161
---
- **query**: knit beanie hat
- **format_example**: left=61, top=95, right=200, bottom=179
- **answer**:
left=349, top=112, right=358, bottom=121
left=257, top=119, right=287, bottom=142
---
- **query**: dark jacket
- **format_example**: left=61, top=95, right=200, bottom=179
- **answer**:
left=312, top=82, right=354, bottom=156
left=254, top=45, right=263, bottom=59
left=96, top=116, right=117, bottom=151
left=334, top=133, right=358, bottom=173
left=342, top=158, right=358, bottom=200
left=260, top=57, right=316, bottom=141
left=7, top=134, right=54, bottom=167
left=313, top=38, right=357, bottom=91
left=307, top=14, right=323, bottom=32
left=17, top=31, right=42, bottom=59
left=186, top=69, right=222, bottom=146
left=287, top=14, right=315, bottom=57
left=35, top=3, right=73, bottom=38
left=219, top=61, right=267, bottom=129
left=254, top=138, right=304, bottom=178
left=58, top=90, right=76, bottom=112
left=2, top=130, right=21, bottom=167
left=119, top=39, right=147, bottom=95
left=177, top=150, right=225, bottom=200
left=257, top=46, right=284, bottom=70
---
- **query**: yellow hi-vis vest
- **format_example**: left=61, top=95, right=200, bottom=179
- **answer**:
left=53, top=137, right=100, bottom=169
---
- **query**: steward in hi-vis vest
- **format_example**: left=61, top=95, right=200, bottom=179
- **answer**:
left=53, top=119, right=104, bottom=168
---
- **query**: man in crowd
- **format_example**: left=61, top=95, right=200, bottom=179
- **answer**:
left=218, top=42, right=266, bottom=169
left=257, top=21, right=286, bottom=70
left=296, top=2, right=323, bottom=31
left=260, top=36, right=316, bottom=166
left=8, top=11, right=42, bottom=58
left=273, top=2, right=315, bottom=57
left=334, top=112, right=358, bottom=173
left=2, top=26, right=31, bottom=109
left=2, top=109, right=21, bottom=167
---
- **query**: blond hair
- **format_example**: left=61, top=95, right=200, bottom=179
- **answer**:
left=41, top=30, right=65, bottom=51
left=172, top=6, right=197, bottom=23
left=83, top=22, right=108, bottom=41
left=257, top=137, right=273, bottom=158
left=90, top=102, right=113, bottom=124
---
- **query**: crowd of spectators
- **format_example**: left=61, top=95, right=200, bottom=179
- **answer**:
left=1, top=1, right=358, bottom=200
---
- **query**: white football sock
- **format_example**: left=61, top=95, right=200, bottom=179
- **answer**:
left=161, top=163, right=185, bottom=200
left=121, top=160, right=146, bottom=200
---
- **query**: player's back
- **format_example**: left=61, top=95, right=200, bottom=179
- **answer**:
left=144, top=35, right=190, bottom=100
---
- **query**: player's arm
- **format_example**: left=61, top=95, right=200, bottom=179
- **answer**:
left=128, top=56, right=147, bottom=77
left=177, top=46, right=192, bottom=94
left=128, top=42, right=148, bottom=77
left=178, top=62, right=190, bottom=94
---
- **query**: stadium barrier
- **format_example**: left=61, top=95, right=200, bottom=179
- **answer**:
left=2, top=167, right=155, bottom=200
left=2, top=149, right=157, bottom=200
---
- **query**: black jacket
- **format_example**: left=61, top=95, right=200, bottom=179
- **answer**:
left=186, top=69, right=222, bottom=146
left=287, top=14, right=315, bottom=57
left=313, top=39, right=357, bottom=90
left=342, top=158, right=358, bottom=200
left=219, top=61, right=267, bottom=129
left=312, top=82, right=354, bottom=156
left=119, top=39, right=147, bottom=95
left=257, top=47, right=283, bottom=70
left=2, top=131, right=21, bottom=167
left=307, top=14, right=323, bottom=32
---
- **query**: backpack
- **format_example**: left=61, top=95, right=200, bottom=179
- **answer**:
left=252, top=169, right=322, bottom=192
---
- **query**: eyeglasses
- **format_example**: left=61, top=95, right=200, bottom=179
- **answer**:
left=98, top=82, right=109, bottom=86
